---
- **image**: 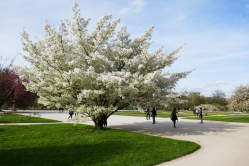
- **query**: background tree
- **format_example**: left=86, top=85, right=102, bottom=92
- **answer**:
left=175, top=91, right=228, bottom=110
left=15, top=2, right=191, bottom=129
left=0, top=55, right=16, bottom=109
left=205, top=96, right=228, bottom=106
left=0, top=56, right=37, bottom=111
left=0, top=68, right=37, bottom=111
left=0, top=68, right=17, bottom=109
left=187, top=92, right=205, bottom=106
left=168, top=92, right=189, bottom=110
left=228, top=84, right=249, bottom=112
left=212, top=90, right=226, bottom=98
left=13, top=79, right=38, bottom=111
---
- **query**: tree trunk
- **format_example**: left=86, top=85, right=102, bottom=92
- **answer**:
left=12, top=100, right=16, bottom=111
left=92, top=114, right=105, bottom=129
left=2, top=101, right=8, bottom=110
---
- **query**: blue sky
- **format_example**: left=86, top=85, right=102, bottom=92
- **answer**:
left=1, top=0, right=249, bottom=97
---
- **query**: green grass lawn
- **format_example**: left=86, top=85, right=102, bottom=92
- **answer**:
left=183, top=115, right=249, bottom=123
left=0, top=113, right=25, bottom=117
left=204, top=112, right=239, bottom=116
left=0, top=124, right=199, bottom=166
left=0, top=113, right=61, bottom=123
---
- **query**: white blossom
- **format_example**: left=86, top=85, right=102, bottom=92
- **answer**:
left=14, top=1, right=191, bottom=127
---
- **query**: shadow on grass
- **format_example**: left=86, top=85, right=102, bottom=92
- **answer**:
left=1, top=141, right=130, bottom=166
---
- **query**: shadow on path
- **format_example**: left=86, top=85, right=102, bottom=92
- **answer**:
left=108, top=118, right=247, bottom=137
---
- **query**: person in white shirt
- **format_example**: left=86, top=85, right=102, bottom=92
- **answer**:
left=195, top=109, right=199, bottom=117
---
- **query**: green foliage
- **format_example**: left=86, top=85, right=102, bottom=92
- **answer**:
left=212, top=103, right=220, bottom=106
left=0, top=124, right=199, bottom=166
left=223, top=106, right=228, bottom=111
left=180, top=91, right=228, bottom=109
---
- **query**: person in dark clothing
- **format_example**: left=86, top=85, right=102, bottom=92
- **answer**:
left=146, top=106, right=150, bottom=120
left=199, top=107, right=203, bottom=124
left=59, top=108, right=64, bottom=113
left=171, top=107, right=178, bottom=128
left=151, top=107, right=157, bottom=124
left=68, top=110, right=73, bottom=119
left=103, top=113, right=108, bottom=127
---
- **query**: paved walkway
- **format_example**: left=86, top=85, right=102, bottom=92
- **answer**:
left=2, top=110, right=249, bottom=166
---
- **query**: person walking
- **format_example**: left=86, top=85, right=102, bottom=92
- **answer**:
left=205, top=109, right=207, bottom=116
left=199, top=107, right=203, bottom=124
left=68, top=110, right=73, bottom=119
left=146, top=106, right=150, bottom=120
left=171, top=108, right=178, bottom=128
left=193, top=108, right=196, bottom=116
left=151, top=107, right=157, bottom=124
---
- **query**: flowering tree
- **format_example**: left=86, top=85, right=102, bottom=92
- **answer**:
left=194, top=104, right=220, bottom=111
left=228, top=84, right=249, bottom=112
left=15, top=2, right=191, bottom=129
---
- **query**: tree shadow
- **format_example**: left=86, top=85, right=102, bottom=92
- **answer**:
left=0, top=141, right=130, bottom=166
left=108, top=118, right=248, bottom=137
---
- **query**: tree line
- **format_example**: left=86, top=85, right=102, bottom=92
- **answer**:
left=169, top=90, right=228, bottom=111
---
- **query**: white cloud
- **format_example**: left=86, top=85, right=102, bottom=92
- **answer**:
left=208, top=81, right=229, bottom=85
left=131, top=0, right=146, bottom=13
left=119, top=8, right=130, bottom=15
left=119, top=0, right=146, bottom=15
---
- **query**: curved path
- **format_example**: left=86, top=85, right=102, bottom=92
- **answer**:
left=2, top=110, right=249, bottom=166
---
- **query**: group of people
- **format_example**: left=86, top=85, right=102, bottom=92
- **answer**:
left=59, top=108, right=64, bottom=113
left=67, top=106, right=205, bottom=128
left=146, top=106, right=157, bottom=124
left=194, top=108, right=207, bottom=117
left=146, top=106, right=204, bottom=128
left=68, top=110, right=78, bottom=119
